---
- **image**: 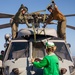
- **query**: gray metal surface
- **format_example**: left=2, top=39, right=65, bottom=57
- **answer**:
left=17, top=28, right=57, bottom=38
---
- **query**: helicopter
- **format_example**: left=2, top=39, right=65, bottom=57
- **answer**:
left=0, top=3, right=75, bottom=75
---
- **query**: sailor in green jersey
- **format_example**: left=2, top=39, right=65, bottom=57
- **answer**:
left=31, top=41, right=59, bottom=75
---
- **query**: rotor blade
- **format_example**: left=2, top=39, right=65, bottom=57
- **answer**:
left=49, top=22, right=75, bottom=30
left=64, top=14, right=75, bottom=17
left=30, top=10, right=46, bottom=14
left=66, top=25, right=75, bottom=30
left=0, top=23, right=11, bottom=29
left=0, top=13, right=14, bottom=18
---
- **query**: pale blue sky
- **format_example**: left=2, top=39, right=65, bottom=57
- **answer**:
left=0, top=0, right=75, bottom=56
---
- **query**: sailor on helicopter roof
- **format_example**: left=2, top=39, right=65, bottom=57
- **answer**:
left=43, top=1, right=66, bottom=41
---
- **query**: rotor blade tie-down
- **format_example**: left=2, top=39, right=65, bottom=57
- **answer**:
left=39, top=9, right=46, bottom=35
left=32, top=23, right=36, bottom=42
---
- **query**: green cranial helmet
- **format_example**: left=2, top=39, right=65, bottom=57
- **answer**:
left=45, top=41, right=55, bottom=48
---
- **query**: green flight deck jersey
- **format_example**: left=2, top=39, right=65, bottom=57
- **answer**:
left=33, top=53, right=59, bottom=75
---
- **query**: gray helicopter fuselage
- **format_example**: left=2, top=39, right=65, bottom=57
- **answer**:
left=2, top=28, right=75, bottom=75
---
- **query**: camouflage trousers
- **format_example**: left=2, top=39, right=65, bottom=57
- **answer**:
left=57, top=17, right=66, bottom=40
left=11, top=23, right=18, bottom=39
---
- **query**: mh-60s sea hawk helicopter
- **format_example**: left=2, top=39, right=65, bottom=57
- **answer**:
left=0, top=3, right=75, bottom=75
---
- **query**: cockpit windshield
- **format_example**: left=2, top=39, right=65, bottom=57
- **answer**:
left=8, top=42, right=29, bottom=59
left=7, top=41, right=71, bottom=61
left=32, top=42, right=45, bottom=58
